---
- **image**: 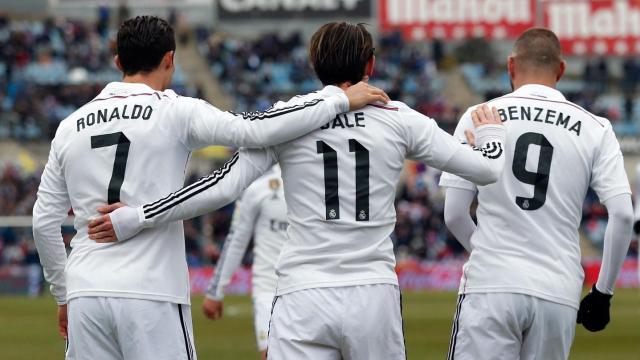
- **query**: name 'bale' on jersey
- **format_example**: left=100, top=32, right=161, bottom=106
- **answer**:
left=439, top=84, right=631, bottom=309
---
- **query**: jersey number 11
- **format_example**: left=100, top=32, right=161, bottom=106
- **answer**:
left=317, top=139, right=369, bottom=221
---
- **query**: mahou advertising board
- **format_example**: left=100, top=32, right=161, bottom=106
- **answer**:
left=380, top=0, right=640, bottom=55
left=379, top=0, right=536, bottom=41
left=543, top=0, right=640, bottom=55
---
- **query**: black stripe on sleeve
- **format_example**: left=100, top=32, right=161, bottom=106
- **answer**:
left=231, top=98, right=323, bottom=121
left=143, top=153, right=239, bottom=219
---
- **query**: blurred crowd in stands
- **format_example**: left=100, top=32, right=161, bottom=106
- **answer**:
left=0, top=13, right=188, bottom=141
left=0, top=16, right=637, bottom=276
left=195, top=27, right=460, bottom=133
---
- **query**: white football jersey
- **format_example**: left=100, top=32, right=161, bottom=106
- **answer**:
left=116, top=85, right=506, bottom=297
left=207, top=166, right=287, bottom=299
left=32, top=81, right=350, bottom=305
left=440, top=84, right=631, bottom=309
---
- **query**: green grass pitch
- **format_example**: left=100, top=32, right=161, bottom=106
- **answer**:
left=0, top=290, right=638, bottom=359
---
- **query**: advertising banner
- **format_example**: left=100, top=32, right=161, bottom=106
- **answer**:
left=217, top=0, right=372, bottom=20
left=543, top=0, right=640, bottom=55
left=379, top=0, right=536, bottom=41
left=187, top=258, right=639, bottom=294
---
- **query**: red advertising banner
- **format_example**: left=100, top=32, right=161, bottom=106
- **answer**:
left=543, top=0, right=640, bottom=55
left=187, top=259, right=639, bottom=294
left=379, top=0, right=536, bottom=41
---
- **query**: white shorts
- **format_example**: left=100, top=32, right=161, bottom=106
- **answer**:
left=66, top=297, right=197, bottom=360
left=267, top=284, right=406, bottom=360
left=253, top=293, right=275, bottom=351
left=447, top=293, right=576, bottom=360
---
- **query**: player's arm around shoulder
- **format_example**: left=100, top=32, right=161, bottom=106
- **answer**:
left=87, top=147, right=276, bottom=242
left=404, top=103, right=506, bottom=186
left=174, top=82, right=389, bottom=149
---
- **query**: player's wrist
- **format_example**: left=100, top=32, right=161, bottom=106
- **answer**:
left=474, top=124, right=506, bottom=143
left=111, top=206, right=145, bottom=242
left=205, top=293, right=224, bottom=301
left=633, top=219, right=640, bottom=234
left=591, top=284, right=613, bottom=301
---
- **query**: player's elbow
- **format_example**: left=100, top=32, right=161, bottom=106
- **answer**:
left=611, top=202, right=634, bottom=227
left=32, top=213, right=50, bottom=241
left=443, top=201, right=465, bottom=230
left=473, top=167, right=501, bottom=186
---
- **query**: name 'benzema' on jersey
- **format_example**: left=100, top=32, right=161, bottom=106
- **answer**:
left=497, top=105, right=581, bottom=136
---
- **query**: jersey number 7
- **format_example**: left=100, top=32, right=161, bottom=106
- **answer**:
left=317, top=139, right=369, bottom=221
left=91, top=132, right=131, bottom=204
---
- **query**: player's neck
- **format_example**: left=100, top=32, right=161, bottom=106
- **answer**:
left=122, top=73, right=166, bottom=92
left=512, top=76, right=557, bottom=91
left=336, top=82, right=351, bottom=91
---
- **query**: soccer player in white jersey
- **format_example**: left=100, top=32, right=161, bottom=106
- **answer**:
left=88, top=22, right=506, bottom=359
left=202, top=166, right=287, bottom=359
left=31, top=16, right=388, bottom=360
left=439, top=28, right=634, bottom=360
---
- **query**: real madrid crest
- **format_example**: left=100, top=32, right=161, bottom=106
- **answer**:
left=269, top=178, right=280, bottom=190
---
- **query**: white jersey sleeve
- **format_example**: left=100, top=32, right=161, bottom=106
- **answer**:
left=109, top=148, right=276, bottom=241
left=32, top=138, right=72, bottom=305
left=438, top=108, right=479, bottom=191
left=205, top=191, right=259, bottom=300
left=589, top=124, right=634, bottom=294
left=401, top=105, right=505, bottom=186
left=596, top=193, right=633, bottom=294
left=173, top=94, right=349, bottom=150
left=590, top=124, right=631, bottom=202
left=443, top=187, right=477, bottom=252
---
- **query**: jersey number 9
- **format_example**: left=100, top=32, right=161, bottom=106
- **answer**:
left=512, top=132, right=554, bottom=211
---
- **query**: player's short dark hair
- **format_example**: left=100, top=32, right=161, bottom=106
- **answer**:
left=513, top=28, right=562, bottom=74
left=309, top=22, right=374, bottom=86
left=116, top=16, right=176, bottom=76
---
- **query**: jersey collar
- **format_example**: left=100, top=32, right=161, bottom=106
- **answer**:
left=511, top=84, right=566, bottom=101
left=100, top=82, right=157, bottom=97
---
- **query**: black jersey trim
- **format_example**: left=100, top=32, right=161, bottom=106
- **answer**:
left=143, top=152, right=239, bottom=219
left=178, top=304, right=193, bottom=360
left=229, top=98, right=324, bottom=121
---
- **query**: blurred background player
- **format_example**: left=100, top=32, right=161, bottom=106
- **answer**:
left=440, top=28, right=633, bottom=360
left=31, top=15, right=386, bottom=360
left=202, top=166, right=287, bottom=360
left=88, top=22, right=506, bottom=360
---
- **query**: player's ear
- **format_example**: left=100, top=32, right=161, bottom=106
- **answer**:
left=114, top=55, right=123, bottom=72
left=162, top=51, right=174, bottom=70
left=365, top=55, right=375, bottom=79
left=556, top=60, right=566, bottom=82
left=507, top=55, right=516, bottom=82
